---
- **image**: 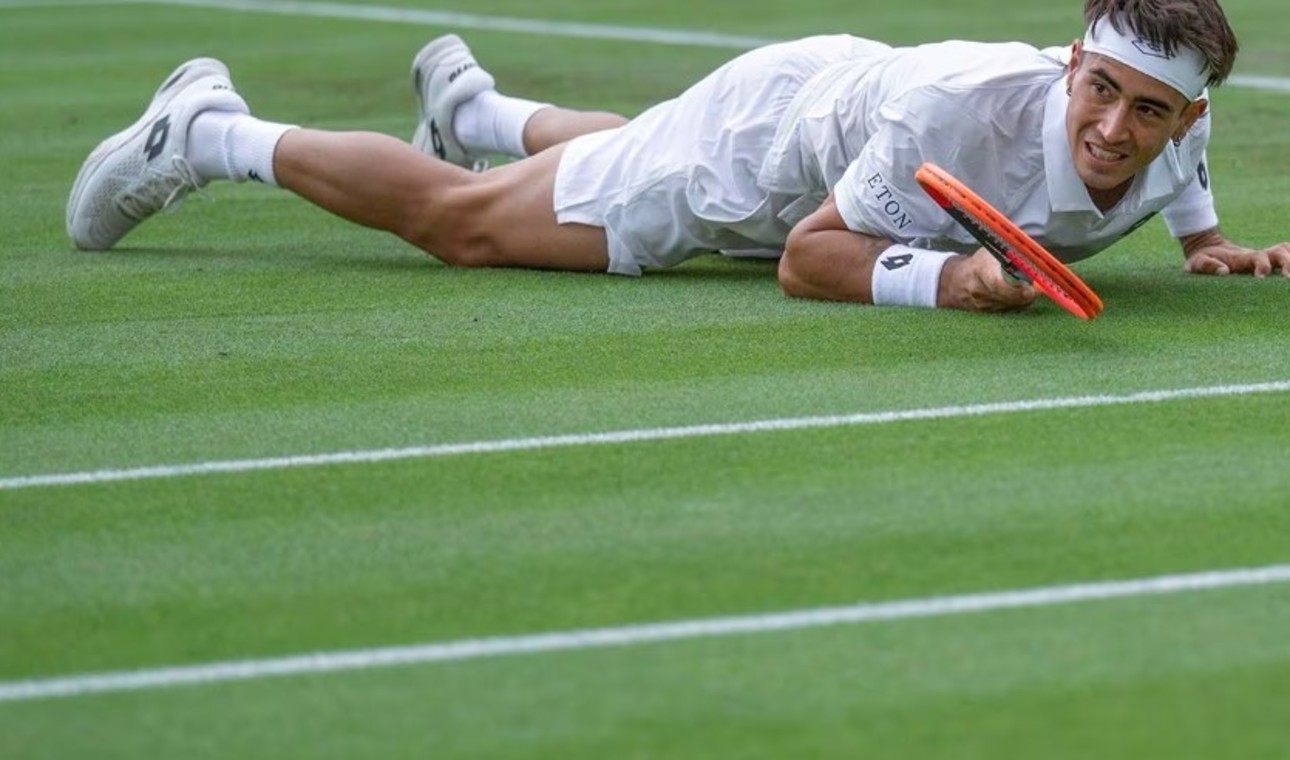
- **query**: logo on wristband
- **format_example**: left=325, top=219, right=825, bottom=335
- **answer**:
left=881, top=252, right=914, bottom=270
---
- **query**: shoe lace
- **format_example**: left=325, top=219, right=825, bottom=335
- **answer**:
left=116, top=156, right=206, bottom=221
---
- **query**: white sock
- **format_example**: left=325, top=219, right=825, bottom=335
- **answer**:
left=453, top=91, right=549, bottom=158
left=187, top=111, right=297, bottom=185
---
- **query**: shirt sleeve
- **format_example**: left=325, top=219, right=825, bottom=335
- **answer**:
left=1161, top=151, right=1218, bottom=238
left=1162, top=106, right=1218, bottom=238
left=832, top=94, right=961, bottom=244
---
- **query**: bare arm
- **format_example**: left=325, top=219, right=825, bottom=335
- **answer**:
left=1180, top=228, right=1290, bottom=278
left=778, top=195, right=1037, bottom=312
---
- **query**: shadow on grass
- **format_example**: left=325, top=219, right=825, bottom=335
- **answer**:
left=1082, top=267, right=1287, bottom=322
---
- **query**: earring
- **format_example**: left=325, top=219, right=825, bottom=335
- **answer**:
left=1172, top=135, right=1183, bottom=146
left=1066, top=86, right=1072, bottom=96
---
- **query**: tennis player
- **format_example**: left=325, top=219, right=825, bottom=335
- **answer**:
left=67, top=0, right=1290, bottom=314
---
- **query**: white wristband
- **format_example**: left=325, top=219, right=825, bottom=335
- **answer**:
left=871, top=245, right=954, bottom=308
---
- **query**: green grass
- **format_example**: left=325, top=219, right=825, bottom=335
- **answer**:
left=2, top=1, right=1290, bottom=758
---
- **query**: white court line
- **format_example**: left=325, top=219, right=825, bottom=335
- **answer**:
left=2, top=563, right=1289, bottom=703
left=1228, top=74, right=1290, bottom=94
left=3, top=0, right=1289, bottom=94
left=155, top=0, right=777, bottom=49
left=2, top=381, right=1288, bottom=491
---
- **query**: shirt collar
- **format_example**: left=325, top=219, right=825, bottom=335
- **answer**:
left=1043, top=77, right=1190, bottom=216
left=1043, top=78, right=1098, bottom=214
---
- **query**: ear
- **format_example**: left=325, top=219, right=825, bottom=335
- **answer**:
left=1175, top=98, right=1208, bottom=142
left=1066, top=39, right=1083, bottom=91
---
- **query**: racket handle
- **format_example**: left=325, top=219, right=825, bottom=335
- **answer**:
left=1000, top=261, right=1031, bottom=283
left=982, top=248, right=1030, bottom=284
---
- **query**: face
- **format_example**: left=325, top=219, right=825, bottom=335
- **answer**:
left=1065, top=46, right=1207, bottom=207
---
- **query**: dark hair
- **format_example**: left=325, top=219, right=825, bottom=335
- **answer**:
left=1084, top=0, right=1239, bottom=87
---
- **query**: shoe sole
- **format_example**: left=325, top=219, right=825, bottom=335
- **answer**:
left=66, top=57, right=229, bottom=250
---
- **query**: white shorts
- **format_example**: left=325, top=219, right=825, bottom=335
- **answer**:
left=553, top=35, right=882, bottom=276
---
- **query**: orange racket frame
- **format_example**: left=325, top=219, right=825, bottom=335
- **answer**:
left=915, top=162, right=1103, bottom=320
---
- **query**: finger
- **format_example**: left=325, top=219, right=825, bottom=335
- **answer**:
left=1185, top=255, right=1229, bottom=276
left=997, top=275, right=1037, bottom=306
left=964, top=249, right=1009, bottom=283
left=987, top=286, right=1035, bottom=311
left=1006, top=287, right=1037, bottom=312
left=1269, top=244, right=1290, bottom=277
left=979, top=271, right=1037, bottom=310
left=1253, top=252, right=1272, bottom=278
left=1014, top=281, right=1039, bottom=305
left=964, top=251, right=1039, bottom=310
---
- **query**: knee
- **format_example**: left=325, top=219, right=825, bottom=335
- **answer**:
left=399, top=183, right=503, bottom=268
left=414, top=224, right=499, bottom=269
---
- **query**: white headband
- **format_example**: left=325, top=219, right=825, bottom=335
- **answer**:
left=1082, top=15, right=1209, bottom=101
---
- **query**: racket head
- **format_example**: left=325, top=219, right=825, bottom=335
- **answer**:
left=914, top=162, right=1103, bottom=320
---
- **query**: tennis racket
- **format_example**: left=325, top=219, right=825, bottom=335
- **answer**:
left=915, top=162, right=1103, bottom=320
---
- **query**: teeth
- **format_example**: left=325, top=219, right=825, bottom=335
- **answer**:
left=1089, top=144, right=1121, bottom=161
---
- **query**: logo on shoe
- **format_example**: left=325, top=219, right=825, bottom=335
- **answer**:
left=143, top=115, right=171, bottom=162
left=447, top=62, right=476, bottom=84
left=159, top=67, right=188, bottom=94
left=430, top=121, right=446, bottom=160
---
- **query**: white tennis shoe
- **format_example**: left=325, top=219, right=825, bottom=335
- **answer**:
left=410, top=34, right=495, bottom=171
left=66, top=58, right=249, bottom=251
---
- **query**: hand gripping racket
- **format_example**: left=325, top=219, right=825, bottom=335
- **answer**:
left=915, top=162, right=1103, bottom=320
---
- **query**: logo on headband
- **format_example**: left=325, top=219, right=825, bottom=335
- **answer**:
left=1131, top=37, right=1173, bottom=60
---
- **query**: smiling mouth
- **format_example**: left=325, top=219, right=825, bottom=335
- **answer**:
left=1086, top=142, right=1127, bottom=163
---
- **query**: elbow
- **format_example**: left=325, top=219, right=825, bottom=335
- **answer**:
left=777, top=255, right=806, bottom=299
left=777, top=227, right=810, bottom=299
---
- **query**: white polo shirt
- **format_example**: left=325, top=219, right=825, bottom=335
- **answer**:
left=760, top=40, right=1217, bottom=263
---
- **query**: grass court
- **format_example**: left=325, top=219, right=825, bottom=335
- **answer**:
left=2, top=0, right=1289, bottom=756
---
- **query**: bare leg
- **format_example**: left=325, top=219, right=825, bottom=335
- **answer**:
left=522, top=107, right=628, bottom=155
left=274, top=128, right=610, bottom=271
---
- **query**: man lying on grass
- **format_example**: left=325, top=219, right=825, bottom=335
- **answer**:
left=68, top=0, right=1289, bottom=314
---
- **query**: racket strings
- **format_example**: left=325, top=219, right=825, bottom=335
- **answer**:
left=948, top=200, right=1072, bottom=296
left=915, top=162, right=1103, bottom=319
left=945, top=198, right=1091, bottom=320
